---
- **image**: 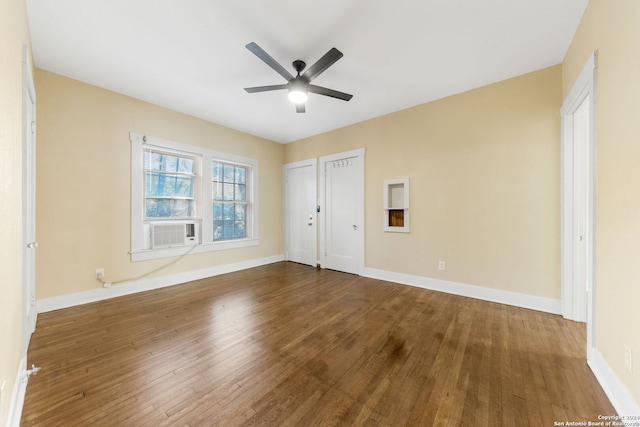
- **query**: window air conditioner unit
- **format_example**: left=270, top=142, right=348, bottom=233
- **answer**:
left=150, top=223, right=200, bottom=249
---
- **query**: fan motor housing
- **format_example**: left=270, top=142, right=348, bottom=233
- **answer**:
left=293, top=60, right=306, bottom=74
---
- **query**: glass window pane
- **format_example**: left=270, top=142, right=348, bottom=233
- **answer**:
left=152, top=152, right=162, bottom=170
left=222, top=183, right=235, bottom=201
left=212, top=202, right=247, bottom=241
left=145, top=173, right=193, bottom=198
left=213, top=182, right=223, bottom=200
left=234, top=184, right=246, bottom=201
left=145, top=151, right=196, bottom=174
left=145, top=198, right=195, bottom=219
left=212, top=161, right=222, bottom=181
left=234, top=221, right=246, bottom=238
left=145, top=172, right=157, bottom=196
left=223, top=221, right=234, bottom=239
left=173, top=175, right=193, bottom=197
left=163, top=154, right=177, bottom=172
left=223, top=164, right=235, bottom=182
left=145, top=199, right=158, bottom=217
left=173, top=199, right=192, bottom=217
left=213, top=203, right=223, bottom=220
left=177, top=157, right=194, bottom=173
left=235, top=204, right=246, bottom=221
left=213, top=222, right=223, bottom=240
left=145, top=151, right=162, bottom=171
left=145, top=199, right=170, bottom=218
left=235, top=166, right=246, bottom=184
left=223, top=203, right=235, bottom=220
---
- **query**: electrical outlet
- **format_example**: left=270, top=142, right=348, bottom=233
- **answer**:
left=438, top=261, right=446, bottom=271
left=624, top=345, right=633, bottom=374
left=96, top=268, right=104, bottom=281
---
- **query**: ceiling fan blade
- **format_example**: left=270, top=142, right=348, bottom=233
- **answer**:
left=302, top=48, right=343, bottom=82
left=244, top=84, right=288, bottom=93
left=308, top=84, right=353, bottom=101
left=296, top=103, right=306, bottom=113
left=245, top=42, right=294, bottom=82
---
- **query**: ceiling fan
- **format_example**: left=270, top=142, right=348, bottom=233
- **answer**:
left=244, top=42, right=353, bottom=113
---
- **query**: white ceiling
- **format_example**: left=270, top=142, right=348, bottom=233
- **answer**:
left=26, top=0, right=587, bottom=144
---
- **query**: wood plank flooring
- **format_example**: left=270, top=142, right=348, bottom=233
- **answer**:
left=21, top=262, right=614, bottom=426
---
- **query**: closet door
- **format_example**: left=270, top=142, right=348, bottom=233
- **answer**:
left=284, top=159, right=317, bottom=267
left=320, top=149, right=364, bottom=275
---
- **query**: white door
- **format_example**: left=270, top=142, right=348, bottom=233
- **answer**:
left=561, top=52, right=596, bottom=336
left=284, top=159, right=317, bottom=267
left=23, top=47, right=37, bottom=355
left=320, top=149, right=365, bottom=275
left=571, top=95, right=590, bottom=322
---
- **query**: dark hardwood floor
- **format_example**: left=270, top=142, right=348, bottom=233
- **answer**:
left=21, top=262, right=614, bottom=426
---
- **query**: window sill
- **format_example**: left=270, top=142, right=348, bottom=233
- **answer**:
left=130, top=238, right=259, bottom=262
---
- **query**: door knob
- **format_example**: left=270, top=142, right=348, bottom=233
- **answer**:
left=27, top=242, right=38, bottom=249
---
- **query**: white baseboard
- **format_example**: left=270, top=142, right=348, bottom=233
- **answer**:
left=7, top=357, right=26, bottom=427
left=362, top=267, right=562, bottom=314
left=588, top=348, right=640, bottom=417
left=37, top=254, right=284, bottom=313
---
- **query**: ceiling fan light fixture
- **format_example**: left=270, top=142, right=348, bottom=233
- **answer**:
left=288, top=89, right=308, bottom=104
left=287, top=78, right=308, bottom=104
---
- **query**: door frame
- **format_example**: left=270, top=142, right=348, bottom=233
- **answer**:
left=12, top=45, right=38, bottom=426
left=561, top=51, right=597, bottom=357
left=319, top=148, right=365, bottom=274
left=22, top=44, right=37, bottom=353
left=283, top=158, right=318, bottom=266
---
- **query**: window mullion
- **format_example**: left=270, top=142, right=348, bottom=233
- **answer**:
left=200, top=153, right=213, bottom=244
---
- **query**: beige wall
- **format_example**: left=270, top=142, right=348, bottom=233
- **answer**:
left=34, top=70, right=284, bottom=300
left=563, top=0, right=640, bottom=405
left=286, top=65, right=562, bottom=299
left=0, top=0, right=30, bottom=423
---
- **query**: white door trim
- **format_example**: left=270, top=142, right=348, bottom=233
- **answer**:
left=561, top=51, right=597, bottom=357
left=22, top=44, right=37, bottom=349
left=14, top=44, right=37, bottom=427
left=319, top=148, right=365, bottom=274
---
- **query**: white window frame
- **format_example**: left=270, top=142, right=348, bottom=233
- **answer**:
left=130, top=132, right=259, bottom=261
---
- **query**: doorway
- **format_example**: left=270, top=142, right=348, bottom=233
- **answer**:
left=22, top=46, right=38, bottom=352
left=284, top=159, right=317, bottom=267
left=22, top=46, right=37, bottom=356
left=561, top=52, right=596, bottom=354
left=319, top=149, right=365, bottom=275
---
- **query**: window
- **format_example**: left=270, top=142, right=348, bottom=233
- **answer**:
left=130, top=133, right=259, bottom=261
left=213, top=161, right=248, bottom=241
left=145, top=149, right=198, bottom=219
